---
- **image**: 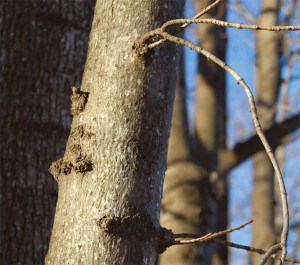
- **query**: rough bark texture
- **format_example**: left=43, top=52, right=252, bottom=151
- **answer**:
left=159, top=61, right=208, bottom=265
left=194, top=0, right=227, bottom=264
left=45, top=1, right=185, bottom=264
left=252, top=0, right=280, bottom=264
left=0, top=1, right=94, bottom=264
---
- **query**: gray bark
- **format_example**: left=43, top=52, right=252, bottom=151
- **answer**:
left=0, top=1, right=94, bottom=264
left=45, top=0, right=185, bottom=264
left=252, top=0, right=280, bottom=264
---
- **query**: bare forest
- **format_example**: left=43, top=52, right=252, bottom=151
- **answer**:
left=1, top=0, right=299, bottom=264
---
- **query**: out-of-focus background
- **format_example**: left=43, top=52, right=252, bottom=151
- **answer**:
left=0, top=0, right=299, bottom=264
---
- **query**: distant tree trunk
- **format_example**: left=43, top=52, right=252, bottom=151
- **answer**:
left=45, top=0, right=185, bottom=264
left=0, top=1, right=95, bottom=264
left=159, top=0, right=227, bottom=264
left=194, top=0, right=227, bottom=264
left=159, top=58, right=208, bottom=265
left=252, top=0, right=280, bottom=264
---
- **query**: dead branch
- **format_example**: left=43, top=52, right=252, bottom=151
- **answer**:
left=140, top=0, right=222, bottom=49
left=160, top=18, right=300, bottom=33
left=173, top=219, right=253, bottom=245
left=212, top=239, right=300, bottom=264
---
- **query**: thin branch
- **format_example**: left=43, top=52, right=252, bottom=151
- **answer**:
left=140, top=18, right=300, bottom=50
left=160, top=18, right=300, bottom=33
left=173, top=219, right=253, bottom=245
left=260, top=244, right=282, bottom=265
left=219, top=114, right=300, bottom=174
left=136, top=29, right=290, bottom=263
left=212, top=239, right=300, bottom=264
left=178, top=0, right=223, bottom=31
left=149, top=0, right=223, bottom=48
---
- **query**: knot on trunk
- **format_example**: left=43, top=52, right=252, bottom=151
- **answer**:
left=97, top=213, right=175, bottom=254
left=70, top=86, right=89, bottom=116
left=49, top=157, right=93, bottom=181
left=133, top=40, right=154, bottom=66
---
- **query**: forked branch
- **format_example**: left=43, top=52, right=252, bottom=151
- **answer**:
left=170, top=220, right=300, bottom=264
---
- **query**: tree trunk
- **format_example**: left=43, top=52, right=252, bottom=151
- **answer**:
left=0, top=1, right=94, bottom=264
left=45, top=1, right=185, bottom=264
left=252, top=0, right=280, bottom=264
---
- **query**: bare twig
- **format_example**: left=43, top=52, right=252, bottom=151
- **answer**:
left=260, top=244, right=282, bottom=265
left=137, top=3, right=300, bottom=56
left=148, top=0, right=223, bottom=48
left=160, top=18, right=300, bottom=33
left=212, top=239, right=300, bottom=264
left=173, top=219, right=253, bottom=245
left=139, top=18, right=300, bottom=51
left=178, top=0, right=223, bottom=31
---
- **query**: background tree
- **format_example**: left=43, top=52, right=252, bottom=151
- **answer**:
left=159, top=56, right=210, bottom=265
left=194, top=0, right=227, bottom=263
left=252, top=0, right=280, bottom=264
left=159, top=0, right=227, bottom=264
left=0, top=1, right=95, bottom=264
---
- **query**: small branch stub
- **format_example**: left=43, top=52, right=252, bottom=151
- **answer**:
left=133, top=39, right=155, bottom=66
left=96, top=213, right=174, bottom=254
left=70, top=86, right=89, bottom=116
